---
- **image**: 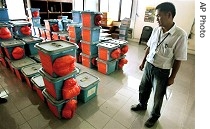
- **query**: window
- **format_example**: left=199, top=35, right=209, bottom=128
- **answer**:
left=6, top=0, right=26, bottom=20
left=73, top=0, right=84, bottom=11
left=100, top=0, right=133, bottom=21
left=85, top=0, right=98, bottom=12
left=120, top=0, right=132, bottom=20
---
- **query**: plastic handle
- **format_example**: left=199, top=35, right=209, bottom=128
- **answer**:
left=51, top=42, right=63, bottom=47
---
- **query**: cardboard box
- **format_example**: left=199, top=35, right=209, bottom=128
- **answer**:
left=102, top=12, right=110, bottom=18
left=101, top=18, right=113, bottom=27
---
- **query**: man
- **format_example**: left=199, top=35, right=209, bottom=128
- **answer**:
left=131, top=2, right=188, bottom=128
left=0, top=97, right=7, bottom=104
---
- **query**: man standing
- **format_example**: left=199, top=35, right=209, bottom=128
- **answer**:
left=131, top=2, right=188, bottom=128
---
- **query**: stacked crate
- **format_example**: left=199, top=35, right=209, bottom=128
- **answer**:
left=0, top=20, right=42, bottom=82
left=0, top=22, right=13, bottom=68
left=96, top=42, right=120, bottom=74
left=119, top=18, right=131, bottom=40
left=67, top=11, right=82, bottom=63
left=51, top=16, right=72, bottom=41
left=80, top=11, right=103, bottom=69
left=67, top=23, right=82, bottom=63
left=20, top=36, right=43, bottom=62
left=43, top=19, right=59, bottom=41
left=35, top=40, right=80, bottom=119
left=9, top=21, right=32, bottom=39
left=27, top=8, right=42, bottom=37
left=108, top=39, right=128, bottom=70
left=0, top=8, right=10, bottom=23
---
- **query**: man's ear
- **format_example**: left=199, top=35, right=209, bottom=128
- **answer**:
left=167, top=12, right=172, bottom=19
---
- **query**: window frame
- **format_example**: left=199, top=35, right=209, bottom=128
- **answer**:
left=99, top=0, right=133, bottom=21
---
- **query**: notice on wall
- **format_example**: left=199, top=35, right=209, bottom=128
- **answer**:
left=144, top=7, right=155, bottom=23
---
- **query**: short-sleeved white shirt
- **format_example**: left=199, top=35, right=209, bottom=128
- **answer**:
left=146, top=23, right=188, bottom=69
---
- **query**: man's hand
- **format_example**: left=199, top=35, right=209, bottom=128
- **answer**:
left=139, top=63, right=145, bottom=71
left=167, top=76, right=175, bottom=86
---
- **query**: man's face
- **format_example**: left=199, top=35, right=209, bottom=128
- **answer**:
left=155, top=9, right=170, bottom=27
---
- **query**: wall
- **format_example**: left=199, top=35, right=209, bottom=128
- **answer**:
left=132, top=0, right=195, bottom=39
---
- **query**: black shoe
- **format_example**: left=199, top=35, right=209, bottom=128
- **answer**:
left=131, top=104, right=147, bottom=111
left=144, top=117, right=158, bottom=128
left=0, top=97, right=7, bottom=104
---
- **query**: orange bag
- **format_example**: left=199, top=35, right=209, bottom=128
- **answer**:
left=20, top=26, right=32, bottom=36
left=62, top=78, right=80, bottom=99
left=121, top=45, right=128, bottom=55
left=94, top=14, right=103, bottom=26
left=62, top=99, right=77, bottom=119
left=12, top=47, right=24, bottom=59
left=111, top=48, right=121, bottom=59
left=52, top=55, right=75, bottom=76
left=0, top=27, right=12, bottom=39
left=118, top=58, right=128, bottom=69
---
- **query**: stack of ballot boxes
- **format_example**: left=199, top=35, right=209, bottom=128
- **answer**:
left=96, top=38, right=128, bottom=74
left=35, top=40, right=81, bottom=119
left=80, top=11, right=103, bottom=69
left=0, top=22, right=13, bottom=68
left=67, top=23, right=82, bottom=63
left=27, top=8, right=42, bottom=37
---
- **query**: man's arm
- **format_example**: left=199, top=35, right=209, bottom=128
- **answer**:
left=167, top=60, right=182, bottom=86
left=139, top=47, right=150, bottom=71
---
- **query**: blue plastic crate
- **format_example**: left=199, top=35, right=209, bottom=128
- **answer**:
left=81, top=40, right=98, bottom=55
left=0, top=8, right=9, bottom=22
left=42, top=88, right=70, bottom=118
left=31, top=74, right=46, bottom=102
left=21, top=63, right=42, bottom=89
left=97, top=42, right=120, bottom=61
left=1, top=39, right=26, bottom=60
left=76, top=72, right=100, bottom=102
left=21, top=36, right=43, bottom=56
left=9, top=21, right=32, bottom=38
left=27, top=8, right=40, bottom=18
left=67, top=23, right=82, bottom=40
left=96, top=58, right=117, bottom=75
left=39, top=67, right=79, bottom=100
left=119, top=25, right=129, bottom=35
left=81, top=53, right=98, bottom=68
left=82, top=27, right=101, bottom=42
left=30, top=17, right=41, bottom=27
left=81, top=11, right=102, bottom=27
left=44, top=19, right=59, bottom=31
left=57, top=19, right=64, bottom=31
left=35, top=40, right=79, bottom=77
left=62, top=19, right=73, bottom=31
left=0, top=22, right=14, bottom=41
left=72, top=10, right=82, bottom=23
left=11, top=57, right=37, bottom=81
left=119, top=34, right=128, bottom=40
left=108, top=39, right=128, bottom=48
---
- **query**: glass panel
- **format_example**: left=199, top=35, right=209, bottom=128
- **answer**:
left=6, top=0, right=26, bottom=19
left=100, top=0, right=108, bottom=12
left=120, top=0, right=132, bottom=20
left=108, top=0, right=120, bottom=21
left=85, top=0, right=98, bottom=11
left=73, top=0, right=83, bottom=11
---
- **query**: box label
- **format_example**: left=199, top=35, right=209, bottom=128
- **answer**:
left=87, top=86, right=96, bottom=97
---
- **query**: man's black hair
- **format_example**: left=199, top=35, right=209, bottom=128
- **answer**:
left=156, top=2, right=176, bottom=18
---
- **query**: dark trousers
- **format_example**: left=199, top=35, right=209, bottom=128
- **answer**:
left=139, top=62, right=170, bottom=118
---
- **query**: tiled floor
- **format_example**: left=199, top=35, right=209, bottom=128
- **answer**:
left=0, top=41, right=195, bottom=129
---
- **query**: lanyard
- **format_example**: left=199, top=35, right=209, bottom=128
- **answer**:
left=155, top=31, right=170, bottom=51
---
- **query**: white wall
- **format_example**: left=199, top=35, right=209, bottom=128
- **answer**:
left=132, top=0, right=195, bottom=39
